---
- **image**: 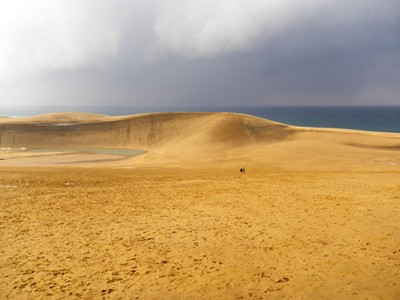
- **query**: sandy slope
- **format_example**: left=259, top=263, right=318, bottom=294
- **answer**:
left=0, top=112, right=292, bottom=149
left=0, top=112, right=399, bottom=169
left=0, top=112, right=399, bottom=299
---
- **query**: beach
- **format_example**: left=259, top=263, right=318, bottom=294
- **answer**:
left=1, top=112, right=400, bottom=299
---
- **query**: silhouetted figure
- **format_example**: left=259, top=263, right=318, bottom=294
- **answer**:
left=243, top=168, right=246, bottom=174
left=240, top=168, right=243, bottom=173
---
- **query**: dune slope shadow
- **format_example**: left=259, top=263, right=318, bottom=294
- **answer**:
left=0, top=112, right=295, bottom=150
left=1, top=111, right=400, bottom=167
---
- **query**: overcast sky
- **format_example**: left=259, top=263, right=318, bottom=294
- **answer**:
left=0, top=0, right=399, bottom=107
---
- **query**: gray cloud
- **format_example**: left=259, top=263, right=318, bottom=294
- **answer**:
left=153, top=0, right=325, bottom=58
left=0, top=0, right=129, bottom=81
left=0, top=0, right=399, bottom=106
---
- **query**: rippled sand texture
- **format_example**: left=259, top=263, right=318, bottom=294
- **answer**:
left=1, top=112, right=400, bottom=299
left=1, top=168, right=399, bottom=299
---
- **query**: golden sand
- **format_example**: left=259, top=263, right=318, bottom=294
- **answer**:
left=0, top=112, right=399, bottom=299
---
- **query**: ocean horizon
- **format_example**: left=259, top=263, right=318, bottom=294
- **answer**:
left=1, top=105, right=399, bottom=133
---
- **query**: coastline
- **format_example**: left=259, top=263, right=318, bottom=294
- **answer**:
left=1, top=106, right=400, bottom=133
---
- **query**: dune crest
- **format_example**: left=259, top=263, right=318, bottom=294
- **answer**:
left=0, top=112, right=399, bottom=169
left=0, top=112, right=293, bottom=149
left=1, top=112, right=109, bottom=124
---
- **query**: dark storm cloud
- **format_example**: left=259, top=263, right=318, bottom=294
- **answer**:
left=0, top=0, right=399, bottom=106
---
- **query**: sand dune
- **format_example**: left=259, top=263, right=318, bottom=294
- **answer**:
left=0, top=112, right=399, bottom=169
left=1, top=112, right=400, bottom=299
left=0, top=112, right=292, bottom=148
left=0, top=112, right=109, bottom=123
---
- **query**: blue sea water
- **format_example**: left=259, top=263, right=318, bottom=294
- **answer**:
left=1, top=105, right=399, bottom=133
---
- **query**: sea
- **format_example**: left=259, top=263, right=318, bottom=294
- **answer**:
left=1, top=105, right=399, bottom=133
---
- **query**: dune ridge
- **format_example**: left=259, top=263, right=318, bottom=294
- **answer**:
left=0, top=112, right=399, bottom=168
left=0, top=112, right=293, bottom=149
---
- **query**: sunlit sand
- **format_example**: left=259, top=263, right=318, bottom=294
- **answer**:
left=26, top=148, right=145, bottom=156
left=0, top=112, right=399, bottom=299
